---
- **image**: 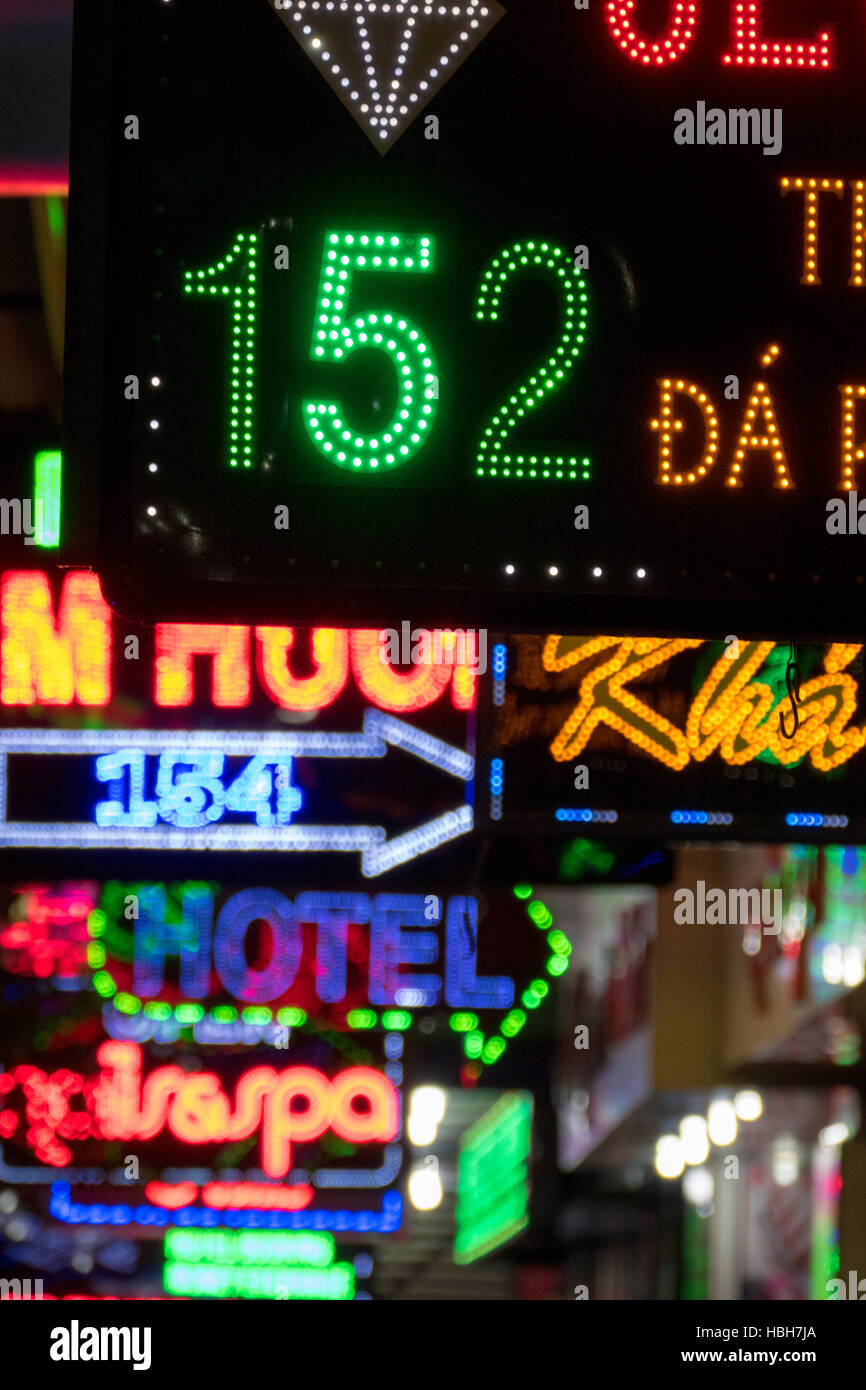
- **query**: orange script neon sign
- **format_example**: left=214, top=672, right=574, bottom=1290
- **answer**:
left=543, top=637, right=864, bottom=773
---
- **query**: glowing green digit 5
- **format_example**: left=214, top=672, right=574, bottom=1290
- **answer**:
left=304, top=230, right=439, bottom=473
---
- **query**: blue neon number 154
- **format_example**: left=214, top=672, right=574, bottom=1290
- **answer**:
left=95, top=751, right=302, bottom=829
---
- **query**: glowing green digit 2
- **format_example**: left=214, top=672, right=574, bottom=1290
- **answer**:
left=474, top=242, right=590, bottom=481
left=304, top=230, right=439, bottom=473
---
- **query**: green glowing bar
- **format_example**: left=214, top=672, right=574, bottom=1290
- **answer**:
left=33, top=450, right=61, bottom=548
left=242, top=1006, right=271, bottom=1025
left=144, top=1001, right=172, bottom=1021
left=277, top=1007, right=306, bottom=1026
left=176, top=1004, right=204, bottom=1024
left=455, top=1092, right=532, bottom=1265
left=163, top=1261, right=353, bottom=1300
left=165, top=1229, right=335, bottom=1267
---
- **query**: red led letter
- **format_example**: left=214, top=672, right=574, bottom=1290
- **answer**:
left=154, top=624, right=251, bottom=707
left=262, top=1067, right=332, bottom=1178
left=255, top=627, right=349, bottom=710
left=330, top=1067, right=399, bottom=1146
left=722, top=1, right=833, bottom=69
left=605, top=1, right=701, bottom=66
left=351, top=630, right=472, bottom=712
left=1, top=571, right=112, bottom=706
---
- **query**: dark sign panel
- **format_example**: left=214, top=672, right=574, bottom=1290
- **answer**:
left=482, top=633, right=866, bottom=840
left=66, top=0, right=866, bottom=631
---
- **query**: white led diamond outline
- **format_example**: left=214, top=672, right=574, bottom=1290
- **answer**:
left=271, top=1, right=506, bottom=151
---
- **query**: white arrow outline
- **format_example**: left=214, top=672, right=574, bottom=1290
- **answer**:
left=0, top=711, right=473, bottom=872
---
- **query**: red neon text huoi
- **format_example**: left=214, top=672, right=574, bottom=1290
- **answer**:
left=0, top=572, right=475, bottom=712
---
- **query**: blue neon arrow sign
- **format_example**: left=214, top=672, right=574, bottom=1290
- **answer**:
left=0, top=709, right=474, bottom=873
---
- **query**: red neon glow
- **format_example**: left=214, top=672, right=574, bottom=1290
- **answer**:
left=255, top=627, right=349, bottom=710
left=201, top=1181, right=314, bottom=1210
left=0, top=572, right=473, bottom=714
left=722, top=1, right=833, bottom=69
left=154, top=624, right=251, bottom=707
left=3, top=1042, right=399, bottom=1178
left=605, top=1, right=700, bottom=66
left=0, top=885, right=95, bottom=979
left=350, top=630, right=453, bottom=712
left=0, top=165, right=68, bottom=197
left=1, top=572, right=112, bottom=706
left=144, top=1181, right=198, bottom=1208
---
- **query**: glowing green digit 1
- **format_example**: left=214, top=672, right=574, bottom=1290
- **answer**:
left=183, top=231, right=259, bottom=468
left=474, top=242, right=591, bottom=481
left=304, top=230, right=439, bottom=473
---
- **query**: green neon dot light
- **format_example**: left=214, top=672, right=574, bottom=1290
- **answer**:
left=474, top=242, right=590, bottom=481
left=450, top=1012, right=479, bottom=1033
left=184, top=230, right=258, bottom=468
left=528, top=900, right=552, bottom=927
left=513, top=884, right=532, bottom=900
left=346, top=1009, right=377, bottom=1029
left=87, top=910, right=106, bottom=937
left=381, top=1009, right=411, bottom=1031
left=303, top=229, right=438, bottom=473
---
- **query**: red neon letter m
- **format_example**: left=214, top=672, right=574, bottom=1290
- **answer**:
left=1, top=571, right=112, bottom=706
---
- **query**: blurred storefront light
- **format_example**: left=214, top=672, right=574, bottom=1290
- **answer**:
left=679, top=1115, right=709, bottom=1166
left=655, top=1135, right=685, bottom=1180
left=733, top=1090, right=763, bottom=1122
left=707, top=1099, right=737, bottom=1146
